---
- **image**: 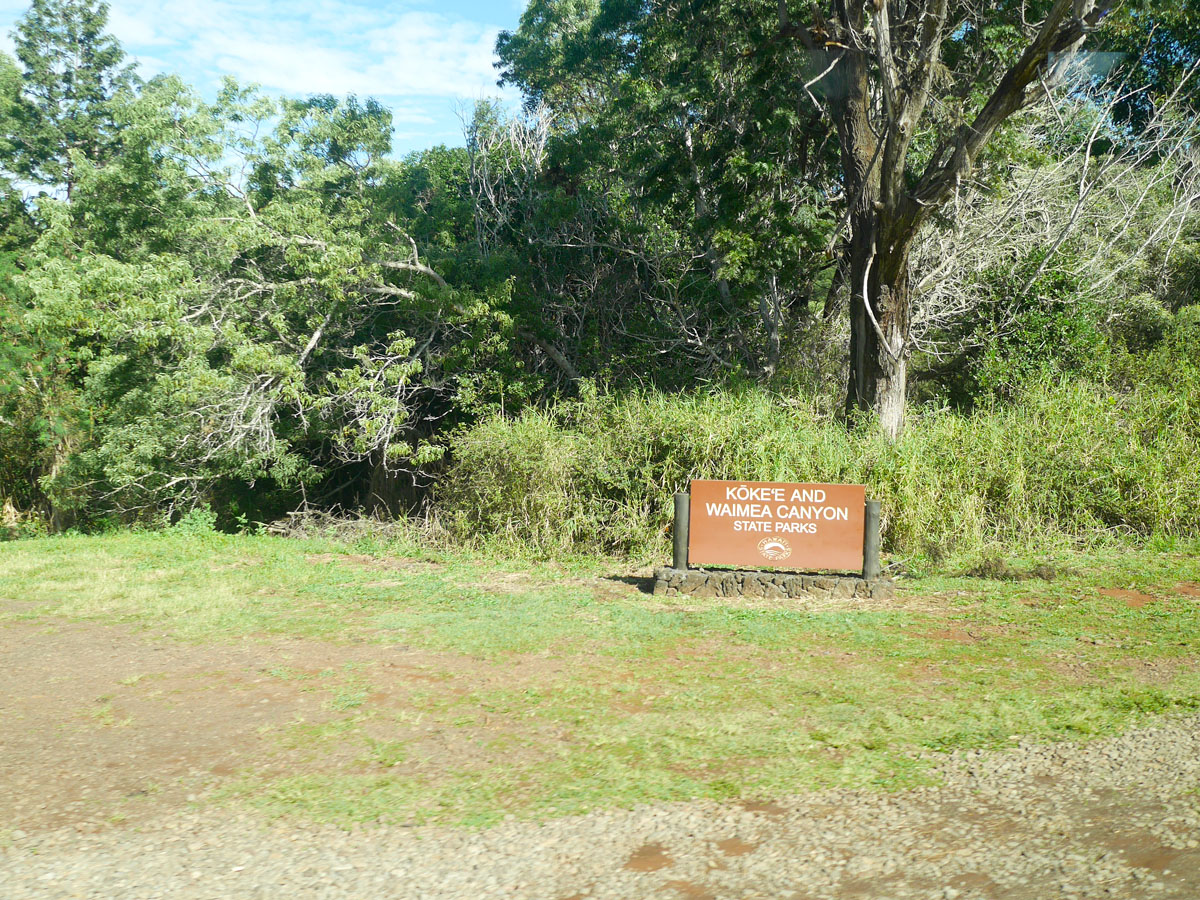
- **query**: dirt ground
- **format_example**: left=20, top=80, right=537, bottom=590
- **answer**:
left=3, top=593, right=1200, bottom=899
left=0, top=605, right=559, bottom=832
left=2, top=586, right=1199, bottom=835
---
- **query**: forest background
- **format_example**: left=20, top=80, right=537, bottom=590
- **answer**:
left=1, top=0, right=1198, bottom=573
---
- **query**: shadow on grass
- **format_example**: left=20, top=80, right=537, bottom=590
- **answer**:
left=604, top=574, right=656, bottom=595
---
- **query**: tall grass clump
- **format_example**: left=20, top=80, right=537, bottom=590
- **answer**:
left=438, top=372, right=1200, bottom=567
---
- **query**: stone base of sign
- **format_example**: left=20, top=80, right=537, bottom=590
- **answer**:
left=652, top=567, right=893, bottom=600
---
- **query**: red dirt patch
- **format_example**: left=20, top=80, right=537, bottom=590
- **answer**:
left=1101, top=588, right=1160, bottom=609
left=305, top=552, right=441, bottom=573
left=927, top=627, right=983, bottom=643
left=740, top=799, right=787, bottom=816
left=946, top=871, right=1001, bottom=894
left=0, top=608, right=572, bottom=833
left=624, top=842, right=674, bottom=872
left=715, top=837, right=758, bottom=856
left=1175, top=582, right=1200, bottom=599
left=1094, top=821, right=1198, bottom=875
left=1118, top=657, right=1189, bottom=686
left=663, top=879, right=717, bottom=899
left=922, top=623, right=1007, bottom=643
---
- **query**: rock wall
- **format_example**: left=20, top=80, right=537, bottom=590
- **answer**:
left=652, top=567, right=893, bottom=600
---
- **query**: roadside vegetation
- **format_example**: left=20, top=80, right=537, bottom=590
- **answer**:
left=441, top=357, right=1200, bottom=569
left=1, top=0, right=1199, bottom=831
left=3, top=529, right=1199, bottom=825
left=1, top=0, right=1198, bottom=548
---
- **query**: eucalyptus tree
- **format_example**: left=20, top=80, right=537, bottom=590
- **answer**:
left=500, top=0, right=1139, bottom=435
left=782, top=0, right=1122, bottom=437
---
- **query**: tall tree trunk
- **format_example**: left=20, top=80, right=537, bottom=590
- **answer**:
left=45, top=437, right=76, bottom=533
left=831, top=24, right=911, bottom=439
left=845, top=223, right=910, bottom=439
left=757, top=274, right=783, bottom=379
left=786, top=0, right=1111, bottom=439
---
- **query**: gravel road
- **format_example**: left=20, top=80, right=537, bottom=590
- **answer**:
left=3, top=713, right=1199, bottom=900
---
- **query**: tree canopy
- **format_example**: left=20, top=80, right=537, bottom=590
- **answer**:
left=1, top=0, right=1197, bottom=530
left=5, top=0, right=137, bottom=194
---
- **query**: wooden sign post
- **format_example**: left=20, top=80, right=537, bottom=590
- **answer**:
left=684, top=480, right=871, bottom=575
left=658, top=481, right=889, bottom=599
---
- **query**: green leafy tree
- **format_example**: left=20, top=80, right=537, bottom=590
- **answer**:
left=0, top=51, right=36, bottom=256
left=1099, top=2, right=1200, bottom=129
left=0, top=50, right=42, bottom=526
left=500, top=0, right=1144, bottom=436
left=496, top=1, right=840, bottom=383
left=5, top=0, right=138, bottom=195
left=10, top=77, right=521, bottom=524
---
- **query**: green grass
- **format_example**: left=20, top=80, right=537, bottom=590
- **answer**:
left=3, top=531, right=1200, bottom=826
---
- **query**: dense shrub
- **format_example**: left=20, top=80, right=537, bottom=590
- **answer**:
left=438, top=373, right=1200, bottom=566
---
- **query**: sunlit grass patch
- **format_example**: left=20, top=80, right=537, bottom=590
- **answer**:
left=4, top=531, right=1200, bottom=826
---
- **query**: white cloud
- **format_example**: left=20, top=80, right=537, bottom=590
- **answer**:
left=105, top=7, right=173, bottom=47
left=0, top=0, right=522, bottom=151
left=98, top=0, right=512, bottom=101
left=205, top=24, right=500, bottom=100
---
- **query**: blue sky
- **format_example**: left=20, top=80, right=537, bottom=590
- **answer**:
left=0, top=0, right=527, bottom=154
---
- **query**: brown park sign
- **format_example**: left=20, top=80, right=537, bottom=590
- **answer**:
left=688, top=480, right=866, bottom=572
